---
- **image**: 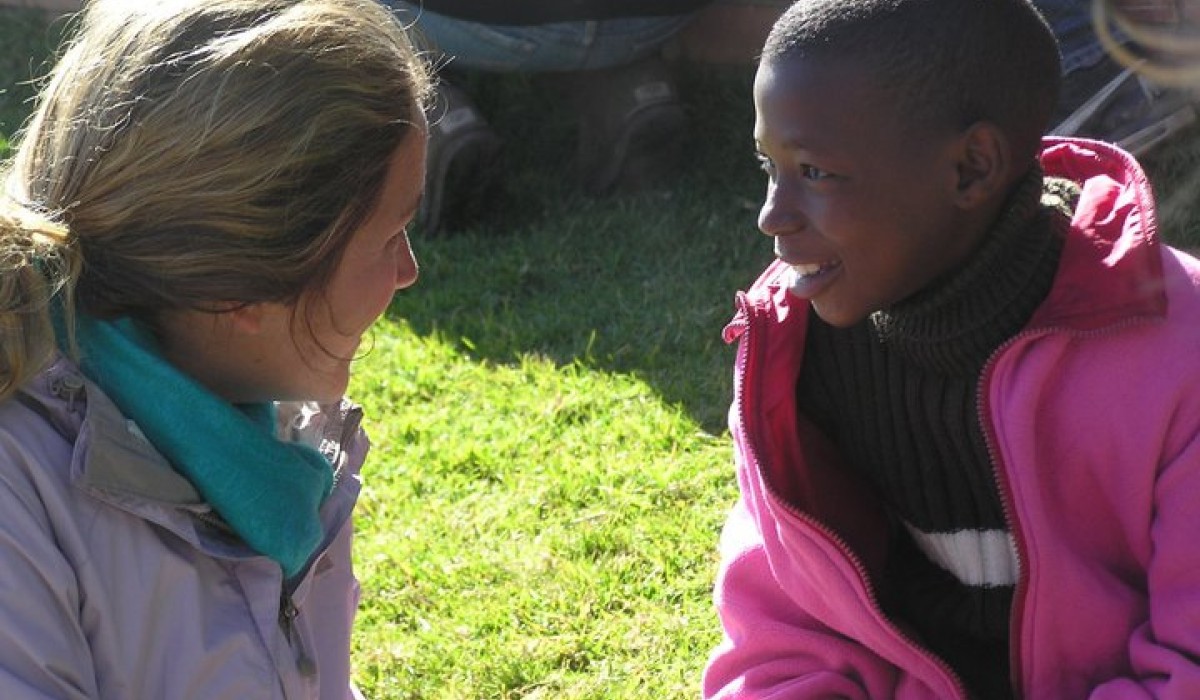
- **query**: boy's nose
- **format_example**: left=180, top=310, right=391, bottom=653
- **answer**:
left=757, top=183, right=803, bottom=237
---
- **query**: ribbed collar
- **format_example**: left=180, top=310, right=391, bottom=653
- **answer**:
left=870, top=167, right=1070, bottom=374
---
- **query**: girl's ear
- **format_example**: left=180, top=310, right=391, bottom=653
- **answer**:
left=223, top=302, right=268, bottom=335
left=953, top=121, right=1011, bottom=210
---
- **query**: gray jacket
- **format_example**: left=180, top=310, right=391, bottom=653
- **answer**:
left=0, top=355, right=369, bottom=699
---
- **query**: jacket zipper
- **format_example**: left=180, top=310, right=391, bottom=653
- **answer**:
left=734, top=298, right=969, bottom=699
left=976, top=333, right=1032, bottom=700
left=324, top=403, right=363, bottom=492
left=976, top=316, right=1154, bottom=700
left=279, top=403, right=362, bottom=686
left=279, top=592, right=318, bottom=680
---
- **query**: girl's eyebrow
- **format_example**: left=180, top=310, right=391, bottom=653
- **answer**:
left=384, top=190, right=422, bottom=233
left=402, top=192, right=422, bottom=222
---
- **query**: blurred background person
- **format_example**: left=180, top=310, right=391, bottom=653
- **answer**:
left=383, top=0, right=716, bottom=235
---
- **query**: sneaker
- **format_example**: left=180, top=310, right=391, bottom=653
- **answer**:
left=420, top=81, right=503, bottom=236
left=1051, top=57, right=1197, bottom=156
left=571, top=57, right=688, bottom=195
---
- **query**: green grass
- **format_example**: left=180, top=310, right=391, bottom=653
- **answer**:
left=3, top=7, right=1200, bottom=699
left=346, top=66, right=767, bottom=698
left=0, top=10, right=765, bottom=697
left=349, top=334, right=736, bottom=698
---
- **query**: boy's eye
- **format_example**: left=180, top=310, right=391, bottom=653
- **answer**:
left=754, top=152, right=776, bottom=177
left=754, top=152, right=835, bottom=183
left=801, top=164, right=834, bottom=181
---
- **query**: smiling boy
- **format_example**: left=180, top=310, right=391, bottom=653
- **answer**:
left=705, top=0, right=1200, bottom=698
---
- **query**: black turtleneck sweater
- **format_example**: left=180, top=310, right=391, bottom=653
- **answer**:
left=796, top=169, right=1074, bottom=700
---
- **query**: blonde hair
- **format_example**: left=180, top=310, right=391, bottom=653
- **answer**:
left=1093, top=0, right=1200, bottom=87
left=0, top=0, right=431, bottom=401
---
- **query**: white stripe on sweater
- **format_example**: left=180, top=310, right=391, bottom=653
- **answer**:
left=903, top=522, right=1020, bottom=588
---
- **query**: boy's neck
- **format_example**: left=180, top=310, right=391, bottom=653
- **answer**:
left=869, top=166, right=1065, bottom=373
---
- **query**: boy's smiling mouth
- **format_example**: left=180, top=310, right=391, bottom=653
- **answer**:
left=780, top=258, right=842, bottom=299
left=789, top=260, right=840, bottom=278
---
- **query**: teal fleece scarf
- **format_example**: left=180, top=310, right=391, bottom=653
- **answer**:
left=68, top=314, right=333, bottom=577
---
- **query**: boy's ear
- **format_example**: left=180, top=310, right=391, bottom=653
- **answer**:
left=953, top=121, right=1010, bottom=210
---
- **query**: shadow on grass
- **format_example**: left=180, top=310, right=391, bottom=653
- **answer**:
left=0, top=8, right=765, bottom=432
left=385, top=66, right=772, bottom=433
left=385, top=64, right=1200, bottom=434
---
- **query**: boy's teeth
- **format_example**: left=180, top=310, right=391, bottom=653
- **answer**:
left=793, top=262, right=826, bottom=276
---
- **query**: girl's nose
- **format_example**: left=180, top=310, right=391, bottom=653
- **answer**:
left=394, top=231, right=419, bottom=290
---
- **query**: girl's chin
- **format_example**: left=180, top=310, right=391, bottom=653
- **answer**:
left=282, top=368, right=351, bottom=404
left=307, top=378, right=350, bottom=403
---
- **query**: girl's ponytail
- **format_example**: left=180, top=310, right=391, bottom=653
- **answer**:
left=0, top=199, right=77, bottom=402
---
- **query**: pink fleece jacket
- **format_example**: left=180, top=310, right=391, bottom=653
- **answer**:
left=704, top=138, right=1200, bottom=700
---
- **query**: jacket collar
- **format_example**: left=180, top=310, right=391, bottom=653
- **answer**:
left=22, top=355, right=365, bottom=511
left=22, top=357, right=206, bottom=506
left=1031, top=137, right=1166, bottom=329
left=18, top=355, right=367, bottom=578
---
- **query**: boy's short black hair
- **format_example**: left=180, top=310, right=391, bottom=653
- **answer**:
left=763, top=0, right=1061, bottom=165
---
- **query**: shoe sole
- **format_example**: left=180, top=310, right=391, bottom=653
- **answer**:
left=420, top=126, right=502, bottom=236
left=580, top=101, right=688, bottom=195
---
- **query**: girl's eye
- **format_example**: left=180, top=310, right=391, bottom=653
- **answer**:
left=385, top=229, right=406, bottom=250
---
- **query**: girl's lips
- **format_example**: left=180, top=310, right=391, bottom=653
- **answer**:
left=781, top=258, right=842, bottom=299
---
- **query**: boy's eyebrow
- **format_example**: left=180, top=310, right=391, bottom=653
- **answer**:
left=756, top=135, right=812, bottom=153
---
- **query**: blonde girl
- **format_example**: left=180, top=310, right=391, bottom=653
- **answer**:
left=0, top=0, right=429, bottom=697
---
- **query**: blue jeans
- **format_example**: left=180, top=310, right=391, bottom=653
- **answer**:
left=1034, top=0, right=1126, bottom=74
left=384, top=2, right=696, bottom=72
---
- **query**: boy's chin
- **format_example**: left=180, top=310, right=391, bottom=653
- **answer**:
left=807, top=300, right=870, bottom=329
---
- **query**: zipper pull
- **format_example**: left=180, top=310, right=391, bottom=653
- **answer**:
left=279, top=594, right=317, bottom=678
